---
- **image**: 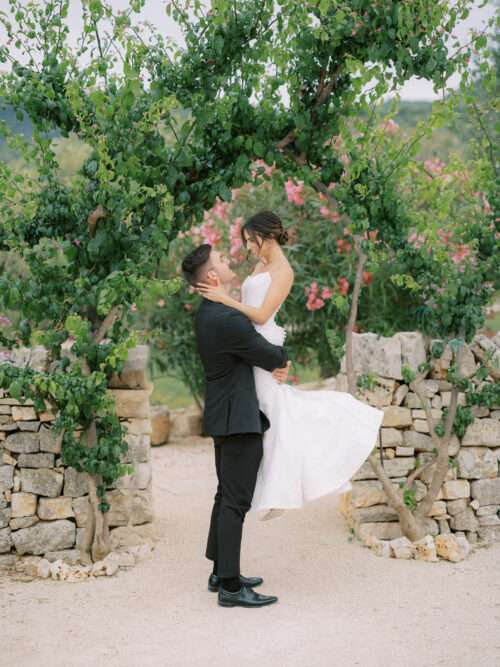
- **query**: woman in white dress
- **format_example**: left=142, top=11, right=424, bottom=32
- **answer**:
left=197, top=210, right=384, bottom=517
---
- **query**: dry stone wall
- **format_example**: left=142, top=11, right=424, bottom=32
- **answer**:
left=323, top=331, right=500, bottom=546
left=0, top=345, right=154, bottom=560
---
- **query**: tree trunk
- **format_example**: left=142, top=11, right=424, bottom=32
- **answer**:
left=79, top=420, right=112, bottom=564
left=345, top=235, right=366, bottom=395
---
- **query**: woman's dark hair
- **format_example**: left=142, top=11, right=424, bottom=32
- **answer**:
left=241, top=210, right=289, bottom=248
left=181, top=243, right=212, bottom=286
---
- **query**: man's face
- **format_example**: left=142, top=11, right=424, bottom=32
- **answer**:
left=206, top=249, right=235, bottom=284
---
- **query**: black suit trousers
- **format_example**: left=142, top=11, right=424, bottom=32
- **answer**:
left=205, top=433, right=263, bottom=578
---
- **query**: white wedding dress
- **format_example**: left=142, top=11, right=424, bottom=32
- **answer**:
left=241, top=271, right=385, bottom=513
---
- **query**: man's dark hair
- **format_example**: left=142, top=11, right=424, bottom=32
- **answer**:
left=181, top=243, right=212, bottom=286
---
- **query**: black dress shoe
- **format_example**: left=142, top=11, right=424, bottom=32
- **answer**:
left=208, top=573, right=264, bottom=592
left=218, top=586, right=278, bottom=608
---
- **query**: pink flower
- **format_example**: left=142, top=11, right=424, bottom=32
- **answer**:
left=130, top=303, right=137, bottom=312
left=424, top=158, right=445, bottom=176
left=200, top=222, right=222, bottom=246
left=321, top=287, right=333, bottom=299
left=157, top=299, right=166, bottom=307
left=362, top=271, right=373, bottom=286
left=306, top=294, right=325, bottom=311
left=381, top=119, right=399, bottom=135
left=229, top=217, right=244, bottom=257
left=285, top=179, right=305, bottom=206
left=338, top=277, right=350, bottom=295
left=254, top=159, right=276, bottom=177
left=331, top=211, right=340, bottom=223
left=73, top=239, right=81, bottom=246
left=0, top=315, right=12, bottom=327
left=320, top=207, right=331, bottom=218
left=451, top=244, right=471, bottom=264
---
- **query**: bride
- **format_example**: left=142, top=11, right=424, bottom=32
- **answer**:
left=197, top=210, right=384, bottom=516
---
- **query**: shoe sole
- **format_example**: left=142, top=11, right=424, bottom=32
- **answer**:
left=218, top=598, right=278, bottom=608
left=208, top=582, right=263, bottom=593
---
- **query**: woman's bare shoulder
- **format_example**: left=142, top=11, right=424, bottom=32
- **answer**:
left=269, top=262, right=294, bottom=286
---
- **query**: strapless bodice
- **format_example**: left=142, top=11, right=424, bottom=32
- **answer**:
left=241, top=271, right=286, bottom=345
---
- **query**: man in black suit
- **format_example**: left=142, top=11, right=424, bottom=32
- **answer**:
left=182, top=243, right=289, bottom=608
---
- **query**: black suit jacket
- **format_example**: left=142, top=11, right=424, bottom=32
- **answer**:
left=195, top=299, right=288, bottom=437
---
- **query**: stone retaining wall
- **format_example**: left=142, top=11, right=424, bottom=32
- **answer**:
left=323, top=331, right=500, bottom=546
left=0, top=346, right=154, bottom=560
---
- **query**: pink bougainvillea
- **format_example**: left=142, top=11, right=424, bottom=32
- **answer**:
left=285, top=179, right=305, bottom=206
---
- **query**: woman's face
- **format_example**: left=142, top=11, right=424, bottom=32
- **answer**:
left=242, top=230, right=263, bottom=258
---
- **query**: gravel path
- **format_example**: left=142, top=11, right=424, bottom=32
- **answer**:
left=2, top=436, right=500, bottom=667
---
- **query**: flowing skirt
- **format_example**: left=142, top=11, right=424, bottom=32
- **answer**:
left=250, top=326, right=384, bottom=512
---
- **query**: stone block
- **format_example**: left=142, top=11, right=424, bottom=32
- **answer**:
left=0, top=527, right=13, bottom=553
left=340, top=332, right=403, bottom=379
left=471, top=479, right=500, bottom=506
left=18, top=421, right=41, bottom=432
left=392, top=384, right=409, bottom=406
left=462, top=419, right=500, bottom=447
left=404, top=392, right=424, bottom=408
left=39, top=427, right=62, bottom=454
left=457, top=448, right=498, bottom=479
left=357, top=521, right=403, bottom=541
left=350, top=481, right=387, bottom=508
left=17, top=453, right=55, bottom=469
left=11, top=519, right=76, bottom=555
left=38, top=497, right=75, bottom=520
left=3, top=432, right=39, bottom=454
left=412, top=409, right=443, bottom=420
left=115, top=462, right=152, bottom=491
left=20, top=468, right=63, bottom=498
left=107, top=488, right=153, bottom=527
left=63, top=467, right=88, bottom=497
left=441, top=480, right=470, bottom=500
left=151, top=406, right=171, bottom=446
left=435, top=534, right=470, bottom=562
left=72, top=496, right=89, bottom=528
left=122, top=418, right=152, bottom=436
left=388, top=536, right=414, bottom=559
left=0, top=466, right=14, bottom=492
left=380, top=428, right=402, bottom=447
left=446, top=498, right=469, bottom=515
left=449, top=507, right=479, bottom=531
left=108, top=345, right=149, bottom=389
left=381, top=406, right=412, bottom=428
left=121, top=433, right=150, bottom=464
left=0, top=507, right=11, bottom=528
left=396, top=446, right=414, bottom=457
left=10, top=516, right=39, bottom=530
left=353, top=457, right=416, bottom=481
left=12, top=406, right=37, bottom=421
left=108, top=387, right=152, bottom=419
left=11, top=492, right=37, bottom=517
left=477, top=525, right=500, bottom=543
left=403, top=431, right=433, bottom=452
left=412, top=534, right=438, bottom=561
left=414, top=420, right=430, bottom=433
left=352, top=504, right=399, bottom=523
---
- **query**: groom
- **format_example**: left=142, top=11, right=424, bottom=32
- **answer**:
left=182, top=243, right=289, bottom=608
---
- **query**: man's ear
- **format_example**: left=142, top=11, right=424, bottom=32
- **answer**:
left=205, top=268, right=219, bottom=285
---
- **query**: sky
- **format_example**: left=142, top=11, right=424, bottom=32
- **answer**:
left=1, top=0, right=497, bottom=101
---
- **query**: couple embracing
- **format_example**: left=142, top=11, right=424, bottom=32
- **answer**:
left=181, top=210, right=384, bottom=609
